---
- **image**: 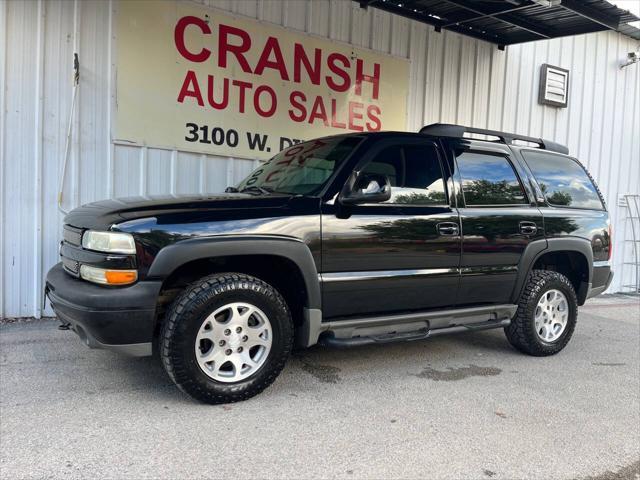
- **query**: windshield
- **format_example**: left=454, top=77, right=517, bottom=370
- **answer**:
left=236, top=136, right=362, bottom=195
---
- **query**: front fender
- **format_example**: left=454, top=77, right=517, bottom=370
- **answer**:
left=147, top=235, right=321, bottom=311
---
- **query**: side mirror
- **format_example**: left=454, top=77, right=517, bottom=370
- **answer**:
left=340, top=173, right=391, bottom=205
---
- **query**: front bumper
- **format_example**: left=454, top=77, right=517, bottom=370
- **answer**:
left=45, top=263, right=161, bottom=356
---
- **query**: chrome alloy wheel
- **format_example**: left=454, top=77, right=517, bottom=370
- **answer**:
left=194, top=302, right=272, bottom=383
left=534, top=289, right=569, bottom=342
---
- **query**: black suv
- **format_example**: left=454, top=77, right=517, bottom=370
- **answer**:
left=45, top=124, right=613, bottom=404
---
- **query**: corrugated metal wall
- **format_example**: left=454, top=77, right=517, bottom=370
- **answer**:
left=1, top=0, right=639, bottom=318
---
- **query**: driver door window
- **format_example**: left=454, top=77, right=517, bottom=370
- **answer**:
left=360, top=144, right=447, bottom=205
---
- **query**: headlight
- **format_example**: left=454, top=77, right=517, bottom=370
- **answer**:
left=82, top=230, right=136, bottom=254
left=80, top=265, right=138, bottom=285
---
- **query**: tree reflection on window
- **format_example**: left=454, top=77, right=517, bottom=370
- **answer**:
left=456, top=152, right=527, bottom=206
left=392, top=190, right=448, bottom=205
left=540, top=183, right=573, bottom=206
left=523, top=151, right=602, bottom=210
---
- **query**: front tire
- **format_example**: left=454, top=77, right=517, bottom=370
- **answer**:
left=505, top=270, right=578, bottom=356
left=160, top=273, right=293, bottom=404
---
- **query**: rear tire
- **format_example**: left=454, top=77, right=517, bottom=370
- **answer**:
left=160, top=273, right=293, bottom=404
left=505, top=270, right=578, bottom=356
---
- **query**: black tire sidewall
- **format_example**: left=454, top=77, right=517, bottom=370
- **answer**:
left=163, top=274, right=293, bottom=402
left=521, top=273, right=578, bottom=354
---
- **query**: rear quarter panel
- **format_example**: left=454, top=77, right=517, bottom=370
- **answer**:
left=539, top=207, right=611, bottom=288
left=541, top=208, right=609, bottom=258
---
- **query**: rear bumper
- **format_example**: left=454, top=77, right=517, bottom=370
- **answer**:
left=45, top=263, right=161, bottom=356
left=586, top=263, right=614, bottom=300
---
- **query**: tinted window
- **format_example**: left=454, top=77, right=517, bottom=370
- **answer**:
left=456, top=152, right=527, bottom=205
left=360, top=144, right=447, bottom=205
left=237, top=136, right=361, bottom=195
left=522, top=151, right=604, bottom=210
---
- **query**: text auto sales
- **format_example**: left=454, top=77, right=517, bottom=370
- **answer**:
left=175, top=16, right=383, bottom=132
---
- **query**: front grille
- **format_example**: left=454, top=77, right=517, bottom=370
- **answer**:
left=62, top=225, right=83, bottom=277
left=62, top=256, right=80, bottom=277
left=63, top=225, right=83, bottom=246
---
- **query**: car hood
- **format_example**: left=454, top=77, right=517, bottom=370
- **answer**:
left=64, top=193, right=296, bottom=230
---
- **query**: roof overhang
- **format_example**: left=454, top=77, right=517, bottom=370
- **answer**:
left=356, top=0, right=640, bottom=47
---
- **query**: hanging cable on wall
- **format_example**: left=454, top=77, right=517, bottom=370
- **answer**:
left=57, top=52, right=79, bottom=215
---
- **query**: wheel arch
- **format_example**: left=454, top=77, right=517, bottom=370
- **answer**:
left=512, top=237, right=593, bottom=305
left=148, top=235, right=321, bottom=309
left=148, top=236, right=322, bottom=347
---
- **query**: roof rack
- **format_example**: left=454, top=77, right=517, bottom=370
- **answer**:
left=419, top=123, right=569, bottom=155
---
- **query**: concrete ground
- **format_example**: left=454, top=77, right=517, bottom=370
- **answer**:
left=1, top=295, right=638, bottom=480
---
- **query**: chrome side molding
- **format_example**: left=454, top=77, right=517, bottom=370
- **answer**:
left=319, top=268, right=458, bottom=283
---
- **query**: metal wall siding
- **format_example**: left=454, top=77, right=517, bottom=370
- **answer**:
left=1, top=0, right=639, bottom=317
left=0, top=0, right=6, bottom=317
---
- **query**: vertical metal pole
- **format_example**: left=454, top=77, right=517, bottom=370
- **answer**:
left=0, top=0, right=8, bottom=317
left=71, top=0, right=80, bottom=208
left=632, top=195, right=640, bottom=293
left=34, top=0, right=45, bottom=318
left=623, top=194, right=640, bottom=293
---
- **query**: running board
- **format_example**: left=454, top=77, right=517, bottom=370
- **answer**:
left=317, top=305, right=516, bottom=348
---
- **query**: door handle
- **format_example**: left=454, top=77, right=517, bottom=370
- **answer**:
left=437, top=222, right=459, bottom=236
left=519, top=221, right=538, bottom=235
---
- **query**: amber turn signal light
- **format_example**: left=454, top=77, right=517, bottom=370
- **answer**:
left=79, top=265, right=138, bottom=285
left=104, top=270, right=138, bottom=285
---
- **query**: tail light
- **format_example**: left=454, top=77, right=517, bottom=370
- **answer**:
left=608, top=224, right=613, bottom=260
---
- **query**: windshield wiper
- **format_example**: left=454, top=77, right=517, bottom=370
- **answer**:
left=225, top=186, right=239, bottom=193
left=239, top=185, right=274, bottom=195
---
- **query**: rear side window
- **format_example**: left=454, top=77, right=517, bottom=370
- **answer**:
left=456, top=152, right=528, bottom=206
left=522, top=151, right=604, bottom=210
